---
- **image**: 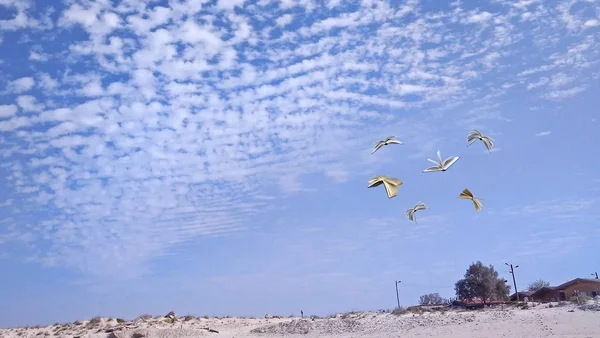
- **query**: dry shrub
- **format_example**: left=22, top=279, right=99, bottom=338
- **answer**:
left=391, top=307, right=407, bottom=315
left=89, top=316, right=102, bottom=325
left=137, top=314, right=153, bottom=320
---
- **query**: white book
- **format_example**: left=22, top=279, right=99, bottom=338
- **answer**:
left=422, top=150, right=460, bottom=173
left=372, top=136, right=403, bottom=154
left=406, top=202, right=427, bottom=223
left=467, top=129, right=495, bottom=152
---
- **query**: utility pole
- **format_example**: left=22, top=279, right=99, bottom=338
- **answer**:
left=505, top=262, right=520, bottom=302
left=395, top=280, right=401, bottom=309
left=592, top=272, right=598, bottom=279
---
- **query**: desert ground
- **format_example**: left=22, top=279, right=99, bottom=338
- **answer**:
left=1, top=301, right=599, bottom=338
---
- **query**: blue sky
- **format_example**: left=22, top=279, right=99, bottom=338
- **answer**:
left=1, top=0, right=600, bottom=328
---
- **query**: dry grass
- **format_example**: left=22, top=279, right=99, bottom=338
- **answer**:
left=391, top=307, right=408, bottom=315
left=137, top=314, right=153, bottom=321
left=86, top=316, right=103, bottom=329
left=88, top=316, right=102, bottom=325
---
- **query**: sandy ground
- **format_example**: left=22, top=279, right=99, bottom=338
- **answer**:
left=1, top=302, right=599, bottom=338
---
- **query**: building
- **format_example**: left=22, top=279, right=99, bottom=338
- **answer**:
left=509, top=291, right=533, bottom=302
left=530, top=278, right=600, bottom=302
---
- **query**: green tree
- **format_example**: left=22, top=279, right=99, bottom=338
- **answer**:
left=527, top=279, right=550, bottom=292
left=454, top=261, right=511, bottom=305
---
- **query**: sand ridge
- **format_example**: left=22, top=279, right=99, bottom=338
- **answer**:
left=1, top=301, right=599, bottom=338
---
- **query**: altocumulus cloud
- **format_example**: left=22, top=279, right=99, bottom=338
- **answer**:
left=0, top=0, right=599, bottom=279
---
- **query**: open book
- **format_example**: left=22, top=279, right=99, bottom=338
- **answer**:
left=467, top=129, right=495, bottom=153
left=422, top=151, right=460, bottom=173
left=458, top=188, right=484, bottom=212
left=406, top=202, right=427, bottom=223
left=372, top=136, right=403, bottom=154
left=368, top=176, right=403, bottom=199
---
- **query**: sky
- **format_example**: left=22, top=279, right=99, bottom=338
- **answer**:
left=1, top=0, right=599, bottom=328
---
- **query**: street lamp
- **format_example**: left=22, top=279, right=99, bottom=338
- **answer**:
left=395, top=280, right=401, bottom=309
left=506, top=263, right=520, bottom=301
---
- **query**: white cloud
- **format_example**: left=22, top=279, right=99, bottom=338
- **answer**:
left=16, top=95, right=43, bottom=112
left=535, top=130, right=551, bottom=137
left=517, top=31, right=598, bottom=101
left=527, top=77, right=549, bottom=90
left=498, top=198, right=597, bottom=222
left=0, top=104, right=17, bottom=119
left=464, top=11, right=493, bottom=24
left=325, top=0, right=343, bottom=10
left=38, top=73, right=58, bottom=90
left=178, top=20, right=223, bottom=50
left=544, top=86, right=586, bottom=100
left=29, top=50, right=50, bottom=61
left=216, top=0, right=246, bottom=10
left=0, top=0, right=49, bottom=32
left=583, top=19, right=600, bottom=28
left=11, top=77, right=35, bottom=93
left=0, top=0, right=598, bottom=280
left=276, top=13, right=293, bottom=27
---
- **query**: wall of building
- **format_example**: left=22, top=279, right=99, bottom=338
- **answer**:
left=532, top=289, right=559, bottom=302
left=563, top=282, right=600, bottom=298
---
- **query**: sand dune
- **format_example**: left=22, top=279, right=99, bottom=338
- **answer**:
left=1, top=302, right=599, bottom=338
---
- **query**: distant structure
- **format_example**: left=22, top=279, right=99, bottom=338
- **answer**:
left=301, top=310, right=303, bottom=318
left=509, top=291, right=532, bottom=302
left=526, top=278, right=600, bottom=302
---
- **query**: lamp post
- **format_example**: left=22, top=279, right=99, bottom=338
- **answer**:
left=506, top=263, right=520, bottom=301
left=395, top=280, right=401, bottom=309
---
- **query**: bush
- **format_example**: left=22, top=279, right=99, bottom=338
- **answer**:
left=88, top=317, right=102, bottom=325
left=570, top=295, right=592, bottom=303
left=391, top=307, right=407, bottom=315
left=419, top=293, right=446, bottom=306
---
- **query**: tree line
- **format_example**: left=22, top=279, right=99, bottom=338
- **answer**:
left=418, top=261, right=550, bottom=306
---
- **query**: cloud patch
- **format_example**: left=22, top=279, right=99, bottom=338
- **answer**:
left=535, top=130, right=552, bottom=137
left=10, top=77, right=35, bottom=93
left=0, top=0, right=598, bottom=280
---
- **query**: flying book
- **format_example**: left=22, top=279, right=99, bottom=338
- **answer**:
left=406, top=202, right=427, bottom=223
left=372, top=136, right=403, bottom=154
left=368, top=175, right=403, bottom=199
left=422, top=151, right=460, bottom=173
left=467, top=129, right=495, bottom=153
left=458, top=188, right=484, bottom=212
